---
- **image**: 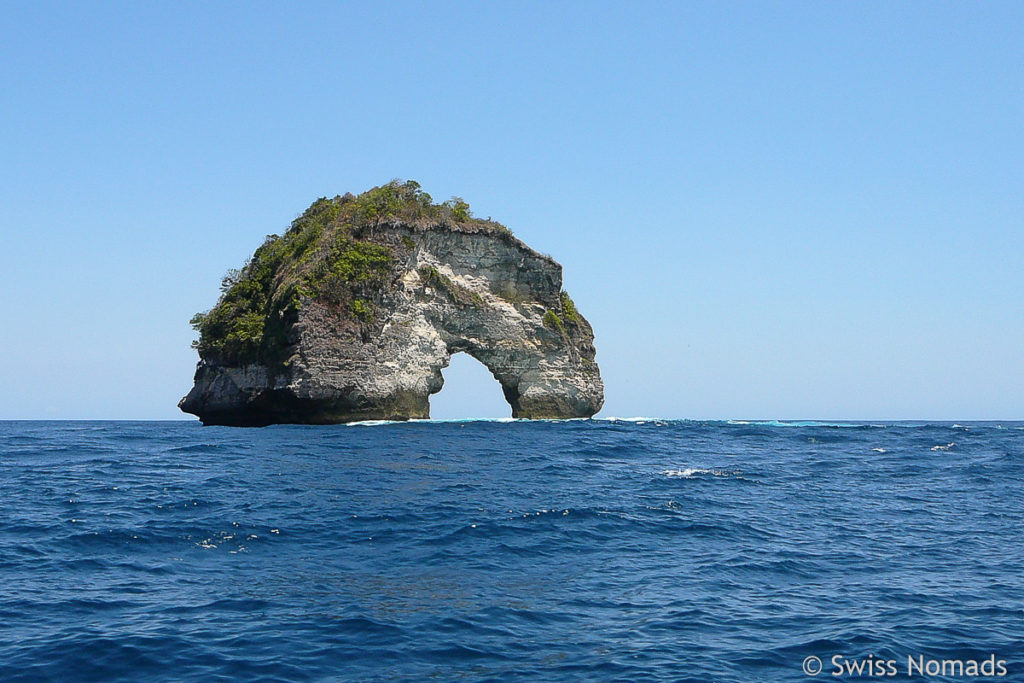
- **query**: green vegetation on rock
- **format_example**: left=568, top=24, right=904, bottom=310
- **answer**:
left=542, top=292, right=585, bottom=340
left=543, top=309, right=567, bottom=336
left=339, top=179, right=508, bottom=231
left=309, top=238, right=393, bottom=304
left=191, top=180, right=510, bottom=367
left=560, top=291, right=582, bottom=324
left=350, top=298, right=373, bottom=322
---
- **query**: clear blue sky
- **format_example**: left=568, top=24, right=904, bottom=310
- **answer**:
left=2, top=1, right=1021, bottom=420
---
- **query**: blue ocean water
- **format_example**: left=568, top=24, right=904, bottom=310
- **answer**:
left=1, top=419, right=1022, bottom=682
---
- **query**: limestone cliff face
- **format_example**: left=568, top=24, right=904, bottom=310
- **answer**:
left=180, top=182, right=603, bottom=426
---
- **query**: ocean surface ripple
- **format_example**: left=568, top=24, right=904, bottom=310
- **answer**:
left=1, top=419, right=1022, bottom=681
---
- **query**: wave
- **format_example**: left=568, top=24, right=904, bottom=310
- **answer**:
left=344, top=416, right=617, bottom=426
left=662, top=467, right=741, bottom=479
left=416, top=417, right=520, bottom=424
left=727, top=419, right=871, bottom=428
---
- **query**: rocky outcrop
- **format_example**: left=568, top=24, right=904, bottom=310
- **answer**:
left=180, top=182, right=603, bottom=425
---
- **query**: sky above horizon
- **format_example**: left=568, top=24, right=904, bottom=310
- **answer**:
left=2, top=2, right=1022, bottom=420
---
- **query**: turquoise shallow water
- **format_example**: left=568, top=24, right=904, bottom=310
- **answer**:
left=1, top=419, right=1022, bottom=681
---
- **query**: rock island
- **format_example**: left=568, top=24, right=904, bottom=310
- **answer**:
left=180, top=181, right=603, bottom=425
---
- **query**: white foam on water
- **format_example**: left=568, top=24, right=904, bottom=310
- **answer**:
left=727, top=419, right=863, bottom=428
left=931, top=442, right=956, bottom=451
left=345, top=417, right=522, bottom=426
left=871, top=447, right=887, bottom=453
left=662, top=467, right=739, bottom=479
left=418, top=417, right=521, bottom=424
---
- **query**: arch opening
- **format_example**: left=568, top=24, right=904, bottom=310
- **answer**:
left=429, top=352, right=512, bottom=420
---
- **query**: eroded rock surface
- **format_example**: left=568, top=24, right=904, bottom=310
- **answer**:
left=180, top=182, right=603, bottom=425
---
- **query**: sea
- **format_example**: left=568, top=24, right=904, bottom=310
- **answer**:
left=1, top=419, right=1022, bottom=682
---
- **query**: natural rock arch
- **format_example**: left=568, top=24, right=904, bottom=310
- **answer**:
left=180, top=183, right=603, bottom=426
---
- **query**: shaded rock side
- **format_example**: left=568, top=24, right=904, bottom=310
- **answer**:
left=180, top=185, right=603, bottom=425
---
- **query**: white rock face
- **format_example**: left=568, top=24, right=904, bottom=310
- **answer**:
left=180, top=223, right=603, bottom=425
